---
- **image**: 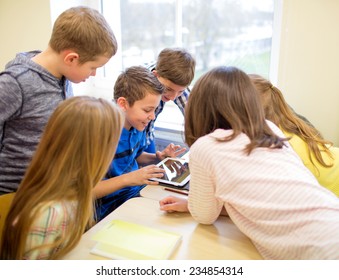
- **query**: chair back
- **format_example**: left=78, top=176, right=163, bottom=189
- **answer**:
left=0, top=193, right=15, bottom=241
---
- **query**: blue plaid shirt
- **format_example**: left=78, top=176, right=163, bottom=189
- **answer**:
left=144, top=62, right=190, bottom=146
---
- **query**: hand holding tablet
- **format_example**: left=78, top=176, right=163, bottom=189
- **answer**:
left=150, top=157, right=190, bottom=187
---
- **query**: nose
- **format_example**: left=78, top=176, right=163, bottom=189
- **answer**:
left=148, top=112, right=155, bottom=120
left=167, top=92, right=180, bottom=101
left=90, top=69, right=97, bottom=77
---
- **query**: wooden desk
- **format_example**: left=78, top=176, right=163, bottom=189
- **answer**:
left=140, top=184, right=188, bottom=200
left=63, top=197, right=262, bottom=260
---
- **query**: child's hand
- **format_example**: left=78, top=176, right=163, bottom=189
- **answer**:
left=159, top=196, right=189, bottom=213
left=127, top=165, right=165, bottom=185
left=156, top=143, right=186, bottom=161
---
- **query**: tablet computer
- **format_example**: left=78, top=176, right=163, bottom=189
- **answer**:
left=151, top=157, right=190, bottom=187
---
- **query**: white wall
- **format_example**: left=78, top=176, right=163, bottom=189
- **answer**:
left=1, top=0, right=339, bottom=145
left=0, top=0, right=51, bottom=70
left=277, top=0, right=339, bottom=145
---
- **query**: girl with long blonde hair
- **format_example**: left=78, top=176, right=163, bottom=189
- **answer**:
left=0, top=96, right=124, bottom=259
left=249, top=74, right=339, bottom=196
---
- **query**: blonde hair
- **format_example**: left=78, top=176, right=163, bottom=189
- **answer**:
left=0, top=96, right=124, bottom=259
left=185, top=66, right=286, bottom=154
left=49, top=6, right=118, bottom=63
left=249, top=74, right=333, bottom=167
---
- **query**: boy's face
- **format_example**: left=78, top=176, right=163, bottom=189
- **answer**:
left=119, top=92, right=161, bottom=131
left=66, top=54, right=110, bottom=83
left=155, top=75, right=187, bottom=102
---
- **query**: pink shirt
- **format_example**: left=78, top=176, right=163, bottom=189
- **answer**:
left=188, top=122, right=339, bottom=259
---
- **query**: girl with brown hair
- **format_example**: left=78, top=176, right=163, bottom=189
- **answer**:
left=160, top=66, right=339, bottom=259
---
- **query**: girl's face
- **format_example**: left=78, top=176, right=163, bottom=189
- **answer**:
left=120, top=92, right=161, bottom=131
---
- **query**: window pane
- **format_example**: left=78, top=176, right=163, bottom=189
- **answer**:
left=182, top=0, right=274, bottom=79
left=120, top=0, right=176, bottom=68
left=103, top=0, right=274, bottom=80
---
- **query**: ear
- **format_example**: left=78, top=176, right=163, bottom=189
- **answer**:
left=63, top=51, right=80, bottom=65
left=152, top=70, right=159, bottom=77
left=116, top=97, right=129, bottom=111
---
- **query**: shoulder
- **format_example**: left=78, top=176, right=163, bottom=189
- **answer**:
left=117, top=128, right=145, bottom=147
left=0, top=71, right=23, bottom=96
left=190, top=129, right=232, bottom=155
left=35, top=201, right=74, bottom=228
left=265, top=120, right=286, bottom=138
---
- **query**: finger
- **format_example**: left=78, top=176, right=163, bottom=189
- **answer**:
left=147, top=180, right=159, bottom=185
left=154, top=167, right=166, bottom=173
left=174, top=148, right=187, bottom=156
left=160, top=204, right=173, bottom=211
left=167, top=165, right=174, bottom=172
left=159, top=200, right=166, bottom=206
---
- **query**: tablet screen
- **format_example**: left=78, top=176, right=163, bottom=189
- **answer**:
left=151, top=157, right=190, bottom=187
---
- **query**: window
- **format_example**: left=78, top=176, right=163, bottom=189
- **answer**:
left=50, top=0, right=277, bottom=131
left=102, top=0, right=274, bottom=76
left=103, top=0, right=276, bottom=131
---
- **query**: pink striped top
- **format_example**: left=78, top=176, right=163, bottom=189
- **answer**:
left=187, top=122, right=339, bottom=259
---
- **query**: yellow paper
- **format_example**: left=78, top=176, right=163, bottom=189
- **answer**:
left=90, top=219, right=182, bottom=260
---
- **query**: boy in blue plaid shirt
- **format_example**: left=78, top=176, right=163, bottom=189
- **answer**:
left=144, top=48, right=196, bottom=152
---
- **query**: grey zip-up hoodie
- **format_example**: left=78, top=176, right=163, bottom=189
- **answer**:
left=0, top=51, right=73, bottom=194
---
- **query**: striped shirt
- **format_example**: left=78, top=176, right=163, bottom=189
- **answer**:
left=144, top=62, right=189, bottom=146
left=187, top=121, right=339, bottom=259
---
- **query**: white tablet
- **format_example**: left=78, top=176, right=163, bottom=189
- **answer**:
left=151, top=157, right=190, bottom=187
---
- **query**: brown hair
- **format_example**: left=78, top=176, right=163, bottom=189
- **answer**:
left=249, top=73, right=333, bottom=167
left=114, top=66, right=164, bottom=106
left=49, top=6, right=118, bottom=63
left=0, top=96, right=124, bottom=259
left=156, top=48, right=196, bottom=86
left=185, top=66, right=286, bottom=154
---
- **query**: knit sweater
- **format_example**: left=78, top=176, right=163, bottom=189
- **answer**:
left=0, top=51, right=73, bottom=194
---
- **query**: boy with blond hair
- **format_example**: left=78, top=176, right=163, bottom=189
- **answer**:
left=0, top=6, right=118, bottom=194
left=94, top=66, right=186, bottom=220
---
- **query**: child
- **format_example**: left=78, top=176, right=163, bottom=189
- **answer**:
left=159, top=66, right=339, bottom=259
left=144, top=48, right=196, bottom=152
left=94, top=66, right=186, bottom=220
left=249, top=74, right=339, bottom=196
left=0, top=6, right=118, bottom=195
left=0, top=96, right=124, bottom=259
